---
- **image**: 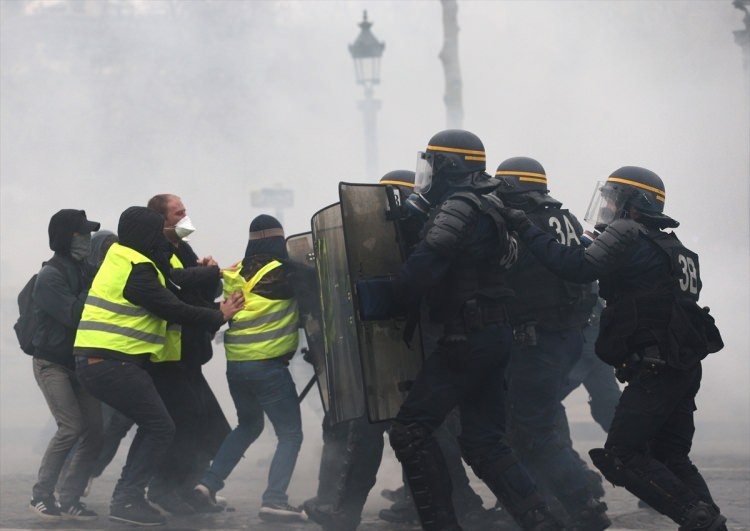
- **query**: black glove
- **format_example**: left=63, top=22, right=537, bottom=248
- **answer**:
left=499, top=207, right=532, bottom=232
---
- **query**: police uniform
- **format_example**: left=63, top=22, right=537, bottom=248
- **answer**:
left=384, top=131, right=562, bottom=531
left=495, top=157, right=610, bottom=530
left=503, top=166, right=726, bottom=531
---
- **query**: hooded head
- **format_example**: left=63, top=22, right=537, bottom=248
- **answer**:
left=244, top=214, right=287, bottom=260
left=48, top=209, right=100, bottom=257
left=117, top=206, right=173, bottom=275
left=86, top=230, right=118, bottom=270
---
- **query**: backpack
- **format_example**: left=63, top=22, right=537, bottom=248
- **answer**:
left=14, top=259, right=65, bottom=356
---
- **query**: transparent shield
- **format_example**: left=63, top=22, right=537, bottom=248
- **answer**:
left=339, top=182, right=424, bottom=422
left=415, top=151, right=433, bottom=194
left=285, top=232, right=329, bottom=415
left=584, top=181, right=628, bottom=227
left=311, top=204, right=366, bottom=424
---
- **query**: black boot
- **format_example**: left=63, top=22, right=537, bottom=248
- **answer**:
left=568, top=498, right=611, bottom=531
left=677, top=502, right=727, bottom=531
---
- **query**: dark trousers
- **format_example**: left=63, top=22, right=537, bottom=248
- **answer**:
left=316, top=415, right=388, bottom=527
left=507, top=327, right=597, bottom=511
left=149, top=363, right=230, bottom=497
left=396, top=322, right=538, bottom=503
left=91, top=405, right=135, bottom=478
left=77, top=359, right=175, bottom=505
left=148, top=362, right=201, bottom=497
left=604, top=363, right=715, bottom=517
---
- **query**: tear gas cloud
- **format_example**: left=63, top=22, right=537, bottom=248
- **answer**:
left=1, top=0, right=748, bottom=478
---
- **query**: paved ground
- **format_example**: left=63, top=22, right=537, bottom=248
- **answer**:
left=1, top=451, right=748, bottom=530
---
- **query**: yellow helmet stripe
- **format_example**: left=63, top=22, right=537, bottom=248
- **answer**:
left=379, top=180, right=415, bottom=188
left=427, top=144, right=486, bottom=156
left=607, top=176, right=665, bottom=197
left=519, top=176, right=548, bottom=184
left=465, top=155, right=486, bottom=161
left=495, top=170, right=545, bottom=178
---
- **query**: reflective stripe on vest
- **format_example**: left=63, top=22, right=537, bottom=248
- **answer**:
left=152, top=253, right=185, bottom=363
left=222, top=260, right=299, bottom=361
left=74, top=243, right=168, bottom=358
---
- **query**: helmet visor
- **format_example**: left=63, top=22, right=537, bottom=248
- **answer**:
left=584, top=181, right=629, bottom=227
left=415, top=151, right=433, bottom=194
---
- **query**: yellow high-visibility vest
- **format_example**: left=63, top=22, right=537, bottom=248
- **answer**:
left=75, top=243, right=167, bottom=359
left=223, top=260, right=299, bottom=361
left=151, top=253, right=185, bottom=363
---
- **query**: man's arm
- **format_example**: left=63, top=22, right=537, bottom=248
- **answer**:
left=123, top=263, right=225, bottom=332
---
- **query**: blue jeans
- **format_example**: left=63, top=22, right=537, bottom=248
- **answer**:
left=201, top=358, right=303, bottom=505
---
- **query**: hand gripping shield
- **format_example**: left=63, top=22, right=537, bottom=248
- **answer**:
left=285, top=232, right=331, bottom=414
left=339, top=182, right=424, bottom=422
left=310, top=203, right=367, bottom=424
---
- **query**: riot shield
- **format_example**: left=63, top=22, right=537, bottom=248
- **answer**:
left=310, top=203, right=366, bottom=424
left=339, top=182, right=424, bottom=422
left=285, top=232, right=330, bottom=414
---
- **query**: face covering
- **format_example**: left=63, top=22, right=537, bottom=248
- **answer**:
left=70, top=233, right=92, bottom=261
left=174, top=215, right=196, bottom=241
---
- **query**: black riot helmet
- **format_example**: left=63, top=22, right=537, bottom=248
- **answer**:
left=584, top=166, right=679, bottom=229
left=413, top=129, right=494, bottom=209
left=494, top=156, right=561, bottom=210
left=379, top=170, right=415, bottom=201
left=495, top=156, right=548, bottom=194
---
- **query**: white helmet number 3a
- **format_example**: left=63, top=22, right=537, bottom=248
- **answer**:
left=678, top=254, right=698, bottom=295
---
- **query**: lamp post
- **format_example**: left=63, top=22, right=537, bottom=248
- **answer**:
left=734, top=1, right=749, bottom=143
left=349, top=10, right=385, bottom=180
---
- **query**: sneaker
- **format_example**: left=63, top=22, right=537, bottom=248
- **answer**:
left=184, top=484, right=223, bottom=513
left=29, top=496, right=61, bottom=520
left=60, top=501, right=98, bottom=521
left=214, top=494, right=228, bottom=508
left=259, top=502, right=308, bottom=522
left=148, top=490, right=195, bottom=515
left=110, top=498, right=166, bottom=526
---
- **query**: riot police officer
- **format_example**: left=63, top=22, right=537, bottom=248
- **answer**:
left=305, top=170, right=494, bottom=531
left=500, top=166, right=726, bottom=531
left=362, top=130, right=562, bottom=531
left=495, top=157, right=611, bottom=530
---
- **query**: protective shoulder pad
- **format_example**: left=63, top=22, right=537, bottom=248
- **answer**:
left=584, top=219, right=641, bottom=273
left=424, top=193, right=481, bottom=255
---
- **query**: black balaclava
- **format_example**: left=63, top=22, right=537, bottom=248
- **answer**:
left=117, top=206, right=173, bottom=277
left=243, top=214, right=287, bottom=263
left=48, top=209, right=100, bottom=255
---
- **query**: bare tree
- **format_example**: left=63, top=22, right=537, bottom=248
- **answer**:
left=439, top=0, right=463, bottom=129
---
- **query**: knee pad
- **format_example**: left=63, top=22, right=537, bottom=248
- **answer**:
left=589, top=447, right=630, bottom=487
left=389, top=422, right=429, bottom=461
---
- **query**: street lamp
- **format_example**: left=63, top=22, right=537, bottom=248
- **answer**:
left=349, top=10, right=385, bottom=180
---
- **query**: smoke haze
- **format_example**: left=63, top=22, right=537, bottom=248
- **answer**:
left=1, top=0, right=747, bottom=481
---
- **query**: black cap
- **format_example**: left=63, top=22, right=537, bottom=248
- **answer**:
left=48, top=209, right=100, bottom=253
